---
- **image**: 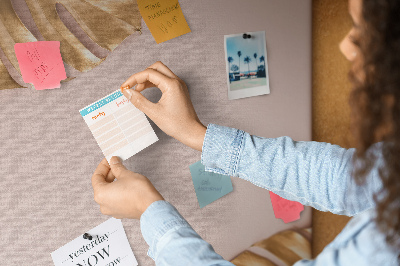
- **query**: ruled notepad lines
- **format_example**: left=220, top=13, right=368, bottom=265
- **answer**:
left=80, top=90, right=158, bottom=161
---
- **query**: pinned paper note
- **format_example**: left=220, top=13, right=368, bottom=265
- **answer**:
left=189, top=161, right=233, bottom=208
left=14, top=41, right=67, bottom=90
left=79, top=90, right=158, bottom=162
left=51, top=218, right=137, bottom=266
left=137, top=0, right=191, bottom=43
left=269, top=192, right=304, bottom=223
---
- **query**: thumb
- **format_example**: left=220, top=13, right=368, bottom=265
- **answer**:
left=109, top=156, right=129, bottom=178
left=122, top=89, right=155, bottom=116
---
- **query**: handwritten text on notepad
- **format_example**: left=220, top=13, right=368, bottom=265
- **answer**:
left=80, top=90, right=158, bottom=162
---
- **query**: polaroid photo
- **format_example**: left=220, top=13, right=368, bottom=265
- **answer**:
left=224, top=31, right=270, bottom=100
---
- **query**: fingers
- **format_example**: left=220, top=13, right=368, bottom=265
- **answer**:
left=123, top=62, right=180, bottom=93
left=105, top=169, right=116, bottom=183
left=121, top=89, right=158, bottom=117
left=135, top=81, right=155, bottom=92
left=120, top=61, right=182, bottom=117
left=147, top=61, right=177, bottom=79
left=109, top=156, right=129, bottom=179
left=92, top=158, right=110, bottom=190
left=122, top=62, right=178, bottom=92
left=121, top=68, right=173, bottom=94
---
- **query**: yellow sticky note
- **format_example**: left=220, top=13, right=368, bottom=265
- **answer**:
left=137, top=0, right=191, bottom=43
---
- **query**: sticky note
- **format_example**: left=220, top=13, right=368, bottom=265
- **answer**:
left=269, top=192, right=304, bottom=223
left=189, top=161, right=233, bottom=208
left=14, top=41, right=67, bottom=90
left=79, top=90, right=158, bottom=162
left=51, top=218, right=138, bottom=266
left=137, top=0, right=191, bottom=43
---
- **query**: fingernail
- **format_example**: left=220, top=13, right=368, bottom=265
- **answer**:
left=124, top=89, right=133, bottom=100
left=110, top=156, right=122, bottom=165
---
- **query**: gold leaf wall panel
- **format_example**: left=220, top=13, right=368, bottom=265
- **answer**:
left=24, top=0, right=104, bottom=71
left=59, top=0, right=137, bottom=51
left=0, top=0, right=37, bottom=89
left=85, top=0, right=141, bottom=29
left=0, top=57, right=21, bottom=90
left=230, top=229, right=312, bottom=266
left=0, top=0, right=141, bottom=90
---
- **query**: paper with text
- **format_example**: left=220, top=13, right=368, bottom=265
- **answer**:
left=51, top=218, right=137, bottom=266
left=189, top=160, right=233, bottom=208
left=137, top=0, right=191, bottom=43
left=14, top=41, right=67, bottom=90
left=79, top=90, right=158, bottom=162
left=269, top=192, right=304, bottom=223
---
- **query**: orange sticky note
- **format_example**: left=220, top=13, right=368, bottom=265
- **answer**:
left=269, top=191, right=304, bottom=223
left=137, top=0, right=191, bottom=43
left=14, top=41, right=67, bottom=90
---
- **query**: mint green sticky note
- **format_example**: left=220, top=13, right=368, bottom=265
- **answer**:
left=189, top=160, right=233, bottom=208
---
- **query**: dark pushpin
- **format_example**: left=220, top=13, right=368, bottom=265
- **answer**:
left=242, top=33, right=252, bottom=39
left=83, top=233, right=93, bottom=240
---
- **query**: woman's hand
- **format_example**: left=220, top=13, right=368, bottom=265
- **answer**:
left=91, top=157, right=164, bottom=219
left=120, top=61, right=206, bottom=151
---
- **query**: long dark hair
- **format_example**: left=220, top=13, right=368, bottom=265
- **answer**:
left=350, top=0, right=400, bottom=251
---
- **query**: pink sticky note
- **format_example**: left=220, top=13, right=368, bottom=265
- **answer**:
left=14, top=41, right=67, bottom=90
left=269, top=191, right=304, bottom=223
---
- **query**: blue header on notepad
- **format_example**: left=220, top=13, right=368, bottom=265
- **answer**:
left=80, top=91, right=123, bottom=116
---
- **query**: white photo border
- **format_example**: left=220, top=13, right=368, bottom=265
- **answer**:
left=224, top=31, right=270, bottom=100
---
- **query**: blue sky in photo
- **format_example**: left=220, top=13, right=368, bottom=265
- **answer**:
left=226, top=31, right=266, bottom=73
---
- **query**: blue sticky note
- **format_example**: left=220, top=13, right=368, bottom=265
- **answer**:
left=189, top=160, right=233, bottom=208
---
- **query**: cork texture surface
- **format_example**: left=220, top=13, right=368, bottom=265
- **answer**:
left=312, top=0, right=353, bottom=257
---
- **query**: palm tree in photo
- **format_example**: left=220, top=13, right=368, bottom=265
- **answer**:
left=237, top=51, right=242, bottom=77
left=260, top=55, right=266, bottom=72
left=227, top=56, right=234, bottom=83
left=230, top=64, right=239, bottom=83
left=227, top=56, right=234, bottom=73
left=244, top=56, right=251, bottom=78
left=253, top=53, right=258, bottom=74
left=231, top=64, right=239, bottom=73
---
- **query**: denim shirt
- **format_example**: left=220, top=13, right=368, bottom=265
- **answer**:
left=140, top=124, right=399, bottom=265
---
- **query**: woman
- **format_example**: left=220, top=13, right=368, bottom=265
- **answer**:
left=91, top=0, right=400, bottom=264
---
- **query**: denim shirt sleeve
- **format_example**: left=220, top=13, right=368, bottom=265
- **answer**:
left=140, top=200, right=235, bottom=265
left=201, top=124, right=382, bottom=216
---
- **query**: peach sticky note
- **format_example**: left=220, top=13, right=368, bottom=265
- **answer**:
left=269, top=191, right=304, bottom=223
left=14, top=41, right=67, bottom=90
left=137, top=0, right=191, bottom=44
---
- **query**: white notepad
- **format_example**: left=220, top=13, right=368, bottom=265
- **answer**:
left=79, top=90, right=158, bottom=161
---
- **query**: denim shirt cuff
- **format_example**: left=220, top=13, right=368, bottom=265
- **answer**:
left=201, top=124, right=245, bottom=177
left=140, top=200, right=191, bottom=260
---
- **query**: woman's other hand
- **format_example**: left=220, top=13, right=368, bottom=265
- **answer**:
left=91, top=157, right=164, bottom=219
